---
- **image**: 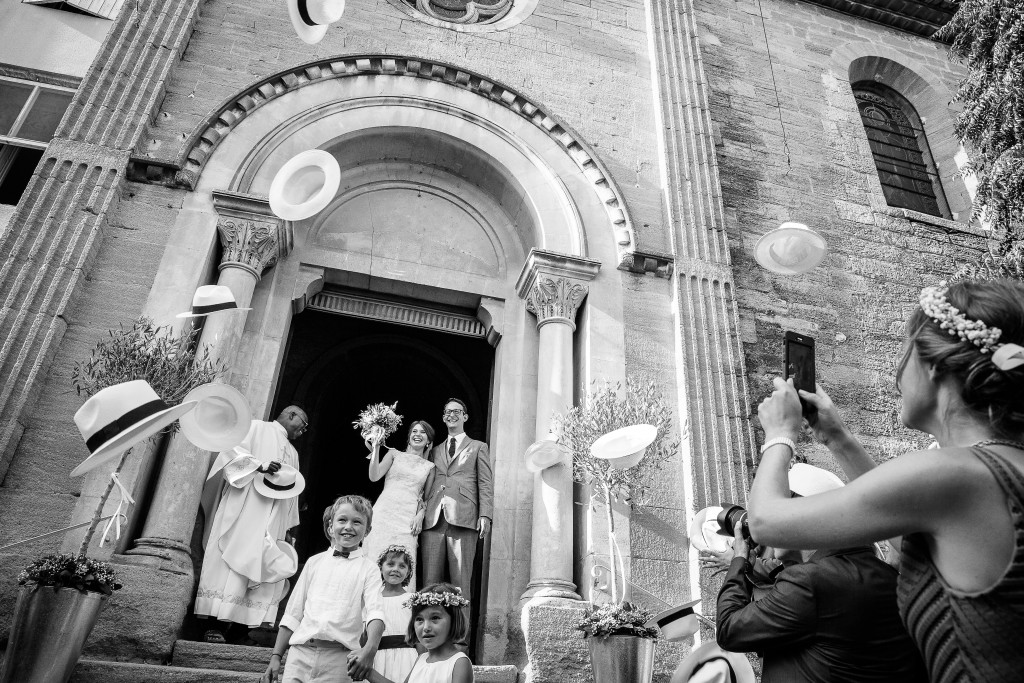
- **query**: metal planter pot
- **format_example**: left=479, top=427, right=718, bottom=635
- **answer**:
left=0, top=586, right=108, bottom=683
left=586, top=634, right=657, bottom=683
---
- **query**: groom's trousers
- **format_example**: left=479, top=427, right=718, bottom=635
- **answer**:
left=420, top=516, right=476, bottom=644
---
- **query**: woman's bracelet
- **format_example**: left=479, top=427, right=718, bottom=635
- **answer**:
left=270, top=652, right=283, bottom=659
left=760, top=436, right=796, bottom=455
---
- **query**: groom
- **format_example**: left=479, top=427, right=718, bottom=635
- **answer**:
left=420, top=397, right=493, bottom=642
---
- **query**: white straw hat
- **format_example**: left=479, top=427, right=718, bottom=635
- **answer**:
left=178, top=383, right=253, bottom=452
left=670, top=642, right=756, bottom=683
left=647, top=598, right=702, bottom=642
left=689, top=506, right=734, bottom=553
left=268, top=150, right=341, bottom=221
left=590, top=424, right=657, bottom=470
left=524, top=438, right=568, bottom=473
left=253, top=463, right=306, bottom=500
left=176, top=285, right=251, bottom=319
left=754, top=222, right=828, bottom=275
left=71, top=380, right=197, bottom=477
left=286, top=0, right=346, bottom=44
left=788, top=463, right=844, bottom=497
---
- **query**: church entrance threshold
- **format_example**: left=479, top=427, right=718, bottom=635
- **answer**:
left=271, top=295, right=495, bottom=650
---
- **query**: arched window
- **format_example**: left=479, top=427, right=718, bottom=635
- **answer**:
left=853, top=82, right=950, bottom=218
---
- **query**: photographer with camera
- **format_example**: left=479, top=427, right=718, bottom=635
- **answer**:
left=714, top=465, right=927, bottom=683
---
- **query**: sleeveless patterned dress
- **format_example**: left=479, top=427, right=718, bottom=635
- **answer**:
left=897, top=447, right=1024, bottom=682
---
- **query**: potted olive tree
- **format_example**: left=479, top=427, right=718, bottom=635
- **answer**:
left=1, top=318, right=222, bottom=683
left=554, top=377, right=679, bottom=683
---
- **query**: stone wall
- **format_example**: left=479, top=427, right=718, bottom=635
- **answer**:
left=694, top=0, right=986, bottom=473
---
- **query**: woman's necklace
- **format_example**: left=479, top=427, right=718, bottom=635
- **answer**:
left=970, top=439, right=1024, bottom=451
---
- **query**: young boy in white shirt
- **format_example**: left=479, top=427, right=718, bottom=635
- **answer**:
left=262, top=495, right=386, bottom=683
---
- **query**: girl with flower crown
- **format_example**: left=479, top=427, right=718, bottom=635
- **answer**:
left=748, top=278, right=1024, bottom=682
left=366, top=582, right=473, bottom=683
left=370, top=545, right=419, bottom=683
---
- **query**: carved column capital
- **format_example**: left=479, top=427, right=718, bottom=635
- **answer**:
left=212, top=190, right=293, bottom=279
left=516, top=249, right=601, bottom=331
left=522, top=277, right=590, bottom=329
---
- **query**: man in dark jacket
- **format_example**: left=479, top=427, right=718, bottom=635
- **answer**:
left=715, top=526, right=927, bottom=682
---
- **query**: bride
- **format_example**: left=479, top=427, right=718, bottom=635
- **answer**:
left=361, top=420, right=435, bottom=580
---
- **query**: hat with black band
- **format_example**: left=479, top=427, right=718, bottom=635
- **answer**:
left=253, top=463, right=305, bottom=500
left=72, top=380, right=198, bottom=477
left=176, top=285, right=252, bottom=319
left=286, top=0, right=346, bottom=44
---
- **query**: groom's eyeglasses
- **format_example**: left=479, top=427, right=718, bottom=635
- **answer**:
left=442, top=409, right=464, bottom=417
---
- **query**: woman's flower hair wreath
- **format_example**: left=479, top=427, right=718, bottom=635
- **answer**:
left=919, top=285, right=1024, bottom=371
left=403, top=587, right=470, bottom=609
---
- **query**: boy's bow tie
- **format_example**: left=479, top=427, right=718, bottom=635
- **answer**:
left=333, top=549, right=350, bottom=558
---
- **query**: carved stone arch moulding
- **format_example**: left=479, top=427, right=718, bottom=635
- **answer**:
left=129, top=55, right=635, bottom=250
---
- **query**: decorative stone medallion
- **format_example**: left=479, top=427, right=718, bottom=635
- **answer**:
left=385, top=0, right=536, bottom=32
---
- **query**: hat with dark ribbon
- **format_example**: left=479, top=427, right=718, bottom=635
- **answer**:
left=71, top=380, right=198, bottom=477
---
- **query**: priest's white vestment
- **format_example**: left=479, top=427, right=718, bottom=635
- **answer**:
left=195, top=419, right=300, bottom=626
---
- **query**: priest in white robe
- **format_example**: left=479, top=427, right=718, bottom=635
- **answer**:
left=195, top=406, right=308, bottom=640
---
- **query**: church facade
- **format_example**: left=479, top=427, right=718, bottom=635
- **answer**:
left=0, top=0, right=980, bottom=678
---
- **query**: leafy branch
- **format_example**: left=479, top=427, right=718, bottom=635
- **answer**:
left=70, top=318, right=225, bottom=557
left=934, top=0, right=1024, bottom=238
left=553, top=377, right=680, bottom=602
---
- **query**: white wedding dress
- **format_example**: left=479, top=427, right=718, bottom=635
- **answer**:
left=362, top=449, right=435, bottom=578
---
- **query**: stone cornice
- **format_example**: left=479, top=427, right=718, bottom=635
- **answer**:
left=797, top=0, right=956, bottom=39
left=128, top=55, right=634, bottom=244
left=618, top=249, right=674, bottom=278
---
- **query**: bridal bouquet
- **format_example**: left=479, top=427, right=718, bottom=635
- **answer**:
left=354, top=402, right=403, bottom=445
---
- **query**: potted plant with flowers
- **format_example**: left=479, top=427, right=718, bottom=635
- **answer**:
left=554, top=377, right=680, bottom=683
left=576, top=601, right=660, bottom=683
left=1, top=318, right=223, bottom=683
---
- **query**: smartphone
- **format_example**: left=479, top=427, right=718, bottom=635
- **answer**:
left=784, top=331, right=816, bottom=419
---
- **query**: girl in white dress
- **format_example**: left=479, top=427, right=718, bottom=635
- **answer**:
left=371, top=545, right=420, bottom=683
left=362, top=421, right=436, bottom=576
left=366, top=582, right=473, bottom=683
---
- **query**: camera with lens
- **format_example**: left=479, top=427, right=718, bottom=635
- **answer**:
left=717, top=503, right=786, bottom=585
left=716, top=503, right=750, bottom=541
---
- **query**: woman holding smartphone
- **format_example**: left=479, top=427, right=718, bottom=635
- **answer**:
left=747, top=278, right=1024, bottom=682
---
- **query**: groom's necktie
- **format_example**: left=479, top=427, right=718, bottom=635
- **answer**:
left=448, top=437, right=456, bottom=459
left=333, top=549, right=350, bottom=558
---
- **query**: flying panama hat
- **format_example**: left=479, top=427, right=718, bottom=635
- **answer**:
left=71, top=380, right=197, bottom=477
left=788, top=462, right=844, bottom=496
left=754, top=222, right=828, bottom=275
left=176, top=285, right=251, bottom=319
left=268, top=149, right=342, bottom=221
left=689, top=506, right=734, bottom=553
left=178, top=383, right=253, bottom=452
left=670, top=642, right=756, bottom=683
left=286, top=0, right=346, bottom=44
left=590, top=424, right=657, bottom=470
left=253, top=463, right=306, bottom=500
left=524, top=438, right=568, bottom=473
left=646, top=598, right=702, bottom=642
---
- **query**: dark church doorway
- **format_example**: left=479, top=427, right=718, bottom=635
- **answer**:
left=271, top=298, right=495, bottom=652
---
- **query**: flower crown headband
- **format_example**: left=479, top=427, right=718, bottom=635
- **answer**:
left=403, top=588, right=470, bottom=609
left=919, top=285, right=1024, bottom=371
left=377, top=544, right=414, bottom=568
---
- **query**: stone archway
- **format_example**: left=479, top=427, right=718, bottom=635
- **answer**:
left=118, top=56, right=632, bottom=666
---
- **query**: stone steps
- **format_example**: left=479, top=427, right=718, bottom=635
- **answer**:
left=70, top=640, right=520, bottom=682
left=70, top=659, right=257, bottom=682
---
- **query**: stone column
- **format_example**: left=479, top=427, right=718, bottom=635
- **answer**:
left=516, top=249, right=600, bottom=600
left=127, top=192, right=290, bottom=571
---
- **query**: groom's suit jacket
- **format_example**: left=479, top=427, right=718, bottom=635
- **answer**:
left=423, top=436, right=494, bottom=530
